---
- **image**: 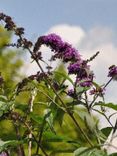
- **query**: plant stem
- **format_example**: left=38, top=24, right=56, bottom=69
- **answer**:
left=89, top=78, right=113, bottom=108
left=92, top=108, right=114, bottom=128
left=103, top=77, right=113, bottom=90
left=84, top=91, right=90, bottom=113
left=28, top=88, right=37, bottom=156
left=36, top=119, right=46, bottom=155
left=22, top=120, right=48, bottom=156
left=14, top=123, right=25, bottom=156
left=69, top=112, right=93, bottom=146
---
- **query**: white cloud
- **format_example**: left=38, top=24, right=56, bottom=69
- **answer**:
left=47, top=24, right=85, bottom=46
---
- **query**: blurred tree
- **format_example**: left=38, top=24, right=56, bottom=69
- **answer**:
left=0, top=26, right=23, bottom=95
left=0, top=26, right=24, bottom=155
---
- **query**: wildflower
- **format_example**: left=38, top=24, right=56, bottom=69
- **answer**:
left=41, top=33, right=64, bottom=52
left=78, top=78, right=92, bottom=87
left=68, top=61, right=92, bottom=79
left=62, top=42, right=81, bottom=62
left=68, top=62, right=81, bottom=74
left=34, top=33, right=81, bottom=62
left=90, top=87, right=105, bottom=96
left=108, top=65, right=117, bottom=79
left=67, top=89, right=75, bottom=97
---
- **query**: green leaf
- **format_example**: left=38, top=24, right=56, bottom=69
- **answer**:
left=43, top=131, right=80, bottom=145
left=54, top=71, right=74, bottom=85
left=54, top=108, right=65, bottom=126
left=101, top=127, right=112, bottom=138
left=109, top=153, right=117, bottom=156
left=15, top=103, right=28, bottom=111
left=92, top=82, right=100, bottom=88
left=74, top=147, right=107, bottom=156
left=43, top=131, right=68, bottom=142
left=44, top=109, right=54, bottom=130
left=50, top=147, right=75, bottom=154
left=0, top=95, right=7, bottom=102
left=74, top=108, right=98, bottom=132
left=30, top=113, right=43, bottom=124
left=95, top=102, right=117, bottom=111
left=0, top=140, right=21, bottom=152
left=0, top=101, right=14, bottom=117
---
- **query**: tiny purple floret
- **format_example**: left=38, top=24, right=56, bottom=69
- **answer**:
left=108, top=65, right=117, bottom=78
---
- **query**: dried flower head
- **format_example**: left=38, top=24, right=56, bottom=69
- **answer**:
left=108, top=65, right=117, bottom=80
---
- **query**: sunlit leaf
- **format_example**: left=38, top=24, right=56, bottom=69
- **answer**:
left=43, top=131, right=68, bottom=142
left=109, top=153, right=117, bottom=156
left=30, top=113, right=43, bottom=124
left=0, top=140, right=21, bottom=152
left=101, top=127, right=112, bottom=138
left=74, top=147, right=107, bottom=156
left=95, top=102, right=117, bottom=111
left=54, top=71, right=74, bottom=85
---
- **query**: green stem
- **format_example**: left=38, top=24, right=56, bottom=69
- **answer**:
left=89, top=77, right=113, bottom=108
left=69, top=112, right=93, bottom=146
left=14, top=123, right=25, bottom=156
left=22, top=120, right=48, bottom=156
left=36, top=119, right=46, bottom=155
left=28, top=89, right=37, bottom=156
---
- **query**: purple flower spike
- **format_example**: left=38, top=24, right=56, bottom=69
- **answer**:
left=62, top=42, right=81, bottom=62
left=68, top=62, right=81, bottom=74
left=108, top=65, right=117, bottom=79
left=79, top=78, right=92, bottom=87
left=37, top=33, right=81, bottom=63
left=90, top=87, right=105, bottom=96
left=68, top=61, right=91, bottom=80
left=42, top=33, right=64, bottom=52
left=67, top=89, right=75, bottom=97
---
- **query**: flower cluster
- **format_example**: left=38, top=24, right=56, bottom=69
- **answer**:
left=68, top=62, right=81, bottom=75
left=77, top=78, right=93, bottom=87
left=68, top=61, right=93, bottom=87
left=67, top=89, right=75, bottom=98
left=90, top=87, right=105, bottom=96
left=108, top=65, right=117, bottom=79
left=0, top=13, right=15, bottom=31
left=41, top=34, right=64, bottom=52
left=36, top=34, right=93, bottom=88
left=34, top=33, right=81, bottom=62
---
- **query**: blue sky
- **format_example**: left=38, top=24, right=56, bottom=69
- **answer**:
left=1, top=0, right=117, bottom=38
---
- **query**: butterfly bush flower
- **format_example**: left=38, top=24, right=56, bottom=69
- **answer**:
left=67, top=89, right=75, bottom=97
left=41, top=34, right=64, bottom=52
left=90, top=87, right=105, bottom=96
left=68, top=62, right=81, bottom=74
left=108, top=65, right=117, bottom=79
left=36, top=33, right=81, bottom=62
left=68, top=61, right=91, bottom=78
left=77, top=78, right=93, bottom=87
left=62, top=42, right=81, bottom=62
left=36, top=33, right=93, bottom=87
